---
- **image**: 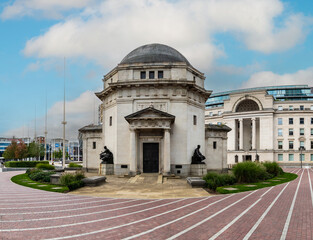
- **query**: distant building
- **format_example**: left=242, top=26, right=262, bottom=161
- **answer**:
left=205, top=85, right=313, bottom=166
left=0, top=137, right=31, bottom=159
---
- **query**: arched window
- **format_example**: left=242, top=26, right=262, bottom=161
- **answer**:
left=236, top=99, right=259, bottom=112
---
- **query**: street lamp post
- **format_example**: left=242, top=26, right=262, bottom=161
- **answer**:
left=299, top=146, right=305, bottom=169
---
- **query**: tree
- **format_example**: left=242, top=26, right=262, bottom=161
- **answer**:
left=27, top=142, right=45, bottom=160
left=53, top=149, right=69, bottom=160
left=3, top=140, right=27, bottom=160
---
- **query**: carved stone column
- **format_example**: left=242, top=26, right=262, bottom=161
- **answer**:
left=252, top=117, right=256, bottom=150
left=129, top=129, right=136, bottom=174
left=239, top=119, right=243, bottom=150
left=163, top=129, right=171, bottom=174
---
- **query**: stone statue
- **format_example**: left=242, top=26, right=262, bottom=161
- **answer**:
left=100, top=146, right=114, bottom=164
left=191, top=145, right=206, bottom=164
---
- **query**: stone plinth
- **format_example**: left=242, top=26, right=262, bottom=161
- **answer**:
left=50, top=173, right=62, bottom=185
left=190, top=164, right=207, bottom=176
left=99, top=163, right=114, bottom=175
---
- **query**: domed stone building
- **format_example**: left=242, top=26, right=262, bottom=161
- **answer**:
left=80, top=43, right=230, bottom=175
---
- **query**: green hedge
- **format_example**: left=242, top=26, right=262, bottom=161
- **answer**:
left=36, top=163, right=55, bottom=170
left=68, top=162, right=82, bottom=168
left=5, top=161, right=49, bottom=168
left=27, top=169, right=55, bottom=183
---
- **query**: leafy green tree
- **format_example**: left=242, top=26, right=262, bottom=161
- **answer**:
left=53, top=149, right=69, bottom=160
left=27, top=142, right=45, bottom=160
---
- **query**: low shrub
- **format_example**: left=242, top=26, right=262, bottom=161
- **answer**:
left=5, top=161, right=49, bottom=168
left=232, top=162, right=271, bottom=183
left=67, top=180, right=84, bottom=191
left=203, top=172, right=236, bottom=191
left=262, top=162, right=284, bottom=177
left=36, top=163, right=55, bottom=170
left=28, top=170, right=55, bottom=183
left=68, top=163, right=82, bottom=168
left=60, top=172, right=85, bottom=191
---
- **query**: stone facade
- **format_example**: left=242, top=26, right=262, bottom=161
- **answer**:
left=206, top=85, right=313, bottom=166
left=80, top=43, right=230, bottom=176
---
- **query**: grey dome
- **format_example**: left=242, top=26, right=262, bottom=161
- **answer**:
left=120, top=43, right=191, bottom=66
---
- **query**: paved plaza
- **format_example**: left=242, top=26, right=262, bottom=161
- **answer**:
left=0, top=168, right=312, bottom=239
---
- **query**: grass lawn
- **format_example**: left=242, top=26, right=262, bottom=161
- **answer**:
left=11, top=173, right=69, bottom=193
left=216, top=172, right=298, bottom=194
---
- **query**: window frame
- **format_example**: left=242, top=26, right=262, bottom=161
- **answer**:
left=149, top=71, right=155, bottom=79
left=140, top=71, right=146, bottom=79
left=157, top=70, right=163, bottom=79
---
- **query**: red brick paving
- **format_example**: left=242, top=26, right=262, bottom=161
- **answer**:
left=0, top=169, right=312, bottom=240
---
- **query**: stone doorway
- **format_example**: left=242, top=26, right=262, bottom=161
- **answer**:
left=143, top=143, right=159, bottom=173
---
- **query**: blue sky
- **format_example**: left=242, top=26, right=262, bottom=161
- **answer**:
left=0, top=0, right=313, bottom=140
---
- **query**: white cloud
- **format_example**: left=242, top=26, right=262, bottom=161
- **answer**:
left=1, top=0, right=96, bottom=19
left=242, top=67, right=313, bottom=88
left=4, top=91, right=101, bottom=141
left=20, top=0, right=311, bottom=73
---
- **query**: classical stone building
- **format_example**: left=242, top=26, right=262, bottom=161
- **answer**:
left=80, top=43, right=229, bottom=175
left=205, top=85, right=313, bottom=166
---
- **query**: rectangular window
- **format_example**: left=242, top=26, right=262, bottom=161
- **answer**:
left=218, top=111, right=222, bottom=115
left=278, top=118, right=282, bottom=125
left=140, top=71, right=146, bottom=79
left=311, top=105, right=313, bottom=110
left=109, top=116, right=112, bottom=126
left=278, top=106, right=283, bottom=111
left=289, top=141, right=294, bottom=149
left=289, top=128, right=293, bottom=136
left=193, top=115, right=197, bottom=125
left=300, top=118, right=304, bottom=124
left=149, top=71, right=155, bottom=79
left=92, top=142, right=96, bottom=149
left=300, top=105, right=304, bottom=110
left=289, top=105, right=293, bottom=110
left=311, top=141, right=313, bottom=149
left=300, top=141, right=304, bottom=148
left=311, top=154, right=313, bottom=161
left=311, top=118, right=313, bottom=124
left=289, top=118, right=293, bottom=124
left=311, top=128, right=313, bottom=136
left=278, top=128, right=283, bottom=136
left=278, top=154, right=283, bottom=161
left=209, top=112, right=213, bottom=116
left=213, top=141, right=217, bottom=149
left=289, top=154, right=294, bottom=161
left=278, top=141, right=283, bottom=149
left=300, top=128, right=305, bottom=136
left=157, top=71, right=163, bottom=79
left=300, top=154, right=305, bottom=161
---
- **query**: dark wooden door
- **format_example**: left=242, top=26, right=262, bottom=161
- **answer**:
left=143, top=143, right=159, bottom=173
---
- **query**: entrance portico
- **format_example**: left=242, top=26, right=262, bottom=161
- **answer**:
left=125, top=106, right=175, bottom=175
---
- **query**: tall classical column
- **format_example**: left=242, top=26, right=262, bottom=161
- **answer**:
left=239, top=119, right=243, bottom=150
left=252, top=117, right=256, bottom=150
left=163, top=129, right=171, bottom=174
left=129, top=129, right=136, bottom=174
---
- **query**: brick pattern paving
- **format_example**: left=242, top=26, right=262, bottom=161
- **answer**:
left=0, top=168, right=312, bottom=239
